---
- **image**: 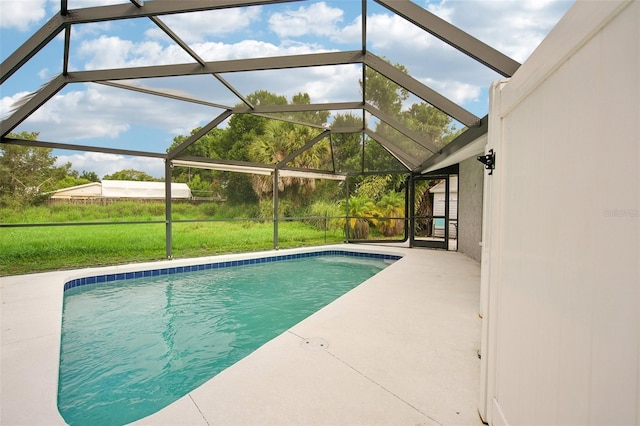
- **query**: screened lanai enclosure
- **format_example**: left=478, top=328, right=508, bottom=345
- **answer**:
left=1, top=0, right=519, bottom=258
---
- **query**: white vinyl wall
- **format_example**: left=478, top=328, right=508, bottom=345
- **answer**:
left=480, top=1, right=639, bottom=425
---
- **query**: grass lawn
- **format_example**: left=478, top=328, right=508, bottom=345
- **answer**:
left=0, top=221, right=344, bottom=276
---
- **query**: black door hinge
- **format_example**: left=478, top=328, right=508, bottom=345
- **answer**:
left=477, top=149, right=495, bottom=175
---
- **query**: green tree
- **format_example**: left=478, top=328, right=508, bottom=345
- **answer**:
left=358, top=60, right=457, bottom=211
left=362, top=59, right=458, bottom=159
left=286, top=92, right=331, bottom=126
left=402, top=103, right=459, bottom=148
left=357, top=175, right=393, bottom=202
left=54, top=175, right=92, bottom=190
left=224, top=172, right=259, bottom=205
left=102, top=169, right=160, bottom=181
left=224, top=90, right=286, bottom=160
left=213, top=91, right=285, bottom=204
left=330, top=113, right=363, bottom=174
left=55, top=168, right=99, bottom=188
left=167, top=127, right=225, bottom=159
left=79, top=170, right=100, bottom=182
left=167, top=128, right=225, bottom=199
left=0, top=131, right=70, bottom=206
left=362, top=65, right=409, bottom=116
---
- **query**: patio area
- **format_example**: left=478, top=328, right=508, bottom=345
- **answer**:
left=1, top=244, right=482, bottom=425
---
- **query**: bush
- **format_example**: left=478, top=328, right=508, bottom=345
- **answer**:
left=212, top=202, right=260, bottom=219
left=198, top=203, right=218, bottom=217
left=257, top=200, right=274, bottom=220
left=306, top=201, right=343, bottom=232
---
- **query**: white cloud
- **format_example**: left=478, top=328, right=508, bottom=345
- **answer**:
left=364, top=12, right=493, bottom=104
left=423, top=0, right=573, bottom=62
left=69, top=21, right=112, bottom=39
left=268, top=2, right=343, bottom=38
left=330, top=14, right=361, bottom=44
left=300, top=64, right=362, bottom=103
left=63, top=0, right=122, bottom=7
left=0, top=0, right=122, bottom=31
left=55, top=152, right=165, bottom=179
left=0, top=0, right=47, bottom=30
left=37, top=67, right=54, bottom=79
left=145, top=7, right=263, bottom=43
left=28, top=88, right=130, bottom=140
left=75, top=34, right=328, bottom=71
left=221, top=62, right=362, bottom=105
left=363, top=0, right=571, bottom=112
left=72, top=34, right=348, bottom=105
left=420, top=78, right=481, bottom=105
left=194, top=38, right=328, bottom=62
left=425, top=0, right=455, bottom=23
left=23, top=84, right=217, bottom=143
left=77, top=36, right=193, bottom=69
left=1, top=91, right=30, bottom=120
left=366, top=13, right=435, bottom=51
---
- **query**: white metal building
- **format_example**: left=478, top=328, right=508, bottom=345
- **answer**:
left=51, top=180, right=192, bottom=200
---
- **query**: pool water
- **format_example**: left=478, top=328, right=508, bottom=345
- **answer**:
left=58, top=254, right=393, bottom=425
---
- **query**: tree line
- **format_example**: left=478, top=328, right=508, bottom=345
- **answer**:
left=1, top=61, right=459, bottom=238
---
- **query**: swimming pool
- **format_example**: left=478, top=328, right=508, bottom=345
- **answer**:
left=58, top=250, right=400, bottom=425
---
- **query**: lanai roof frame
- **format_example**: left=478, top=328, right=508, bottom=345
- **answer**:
left=1, top=0, right=520, bottom=177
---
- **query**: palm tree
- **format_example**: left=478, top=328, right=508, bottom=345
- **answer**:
left=248, top=120, right=327, bottom=205
left=248, top=120, right=291, bottom=198
left=414, top=180, right=437, bottom=237
left=377, top=191, right=405, bottom=236
left=340, top=195, right=379, bottom=239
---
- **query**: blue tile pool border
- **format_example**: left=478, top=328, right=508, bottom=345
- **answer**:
left=63, top=250, right=402, bottom=292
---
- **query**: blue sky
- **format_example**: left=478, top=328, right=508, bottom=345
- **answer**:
left=1, top=0, right=574, bottom=178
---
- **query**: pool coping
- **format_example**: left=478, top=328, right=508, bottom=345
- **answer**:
left=1, top=244, right=483, bottom=425
left=62, top=249, right=402, bottom=292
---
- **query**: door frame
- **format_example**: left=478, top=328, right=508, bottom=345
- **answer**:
left=410, top=164, right=458, bottom=249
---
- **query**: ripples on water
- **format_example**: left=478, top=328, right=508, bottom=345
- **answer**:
left=58, top=255, right=391, bottom=425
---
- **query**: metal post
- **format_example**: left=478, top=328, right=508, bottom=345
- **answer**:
left=403, top=175, right=410, bottom=242
left=324, top=210, right=328, bottom=244
left=408, top=174, right=415, bottom=248
left=165, top=160, right=173, bottom=259
left=345, top=175, right=350, bottom=242
left=444, top=175, right=450, bottom=250
left=273, top=169, right=279, bottom=250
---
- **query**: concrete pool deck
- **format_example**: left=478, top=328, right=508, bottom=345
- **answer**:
left=0, top=244, right=482, bottom=425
